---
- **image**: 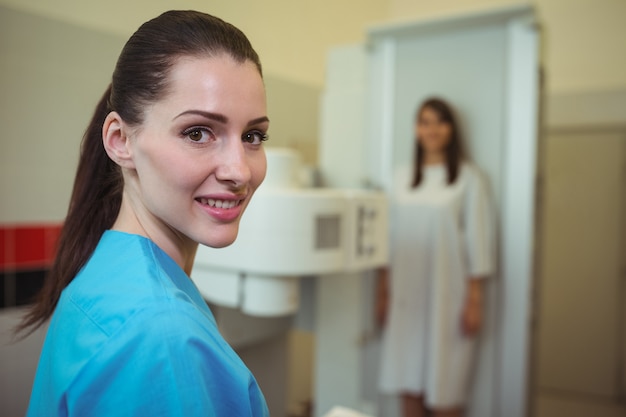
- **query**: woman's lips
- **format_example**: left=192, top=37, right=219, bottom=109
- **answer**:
left=195, top=196, right=245, bottom=222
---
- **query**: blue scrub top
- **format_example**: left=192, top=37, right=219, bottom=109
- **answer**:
left=27, top=230, right=269, bottom=417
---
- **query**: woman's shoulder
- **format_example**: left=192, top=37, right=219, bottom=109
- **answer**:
left=61, top=231, right=205, bottom=336
left=76, top=230, right=184, bottom=290
left=70, top=233, right=162, bottom=295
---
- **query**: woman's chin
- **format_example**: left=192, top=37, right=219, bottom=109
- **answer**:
left=200, top=229, right=240, bottom=249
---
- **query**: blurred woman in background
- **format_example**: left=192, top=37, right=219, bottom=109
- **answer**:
left=377, top=97, right=494, bottom=417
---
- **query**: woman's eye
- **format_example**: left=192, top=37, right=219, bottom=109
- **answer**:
left=182, top=127, right=212, bottom=143
left=242, top=130, right=269, bottom=145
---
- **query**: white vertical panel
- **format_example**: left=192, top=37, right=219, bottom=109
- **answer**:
left=319, top=44, right=368, bottom=188
left=497, top=15, right=539, bottom=417
left=366, top=38, right=397, bottom=192
left=315, top=44, right=376, bottom=417
left=314, top=272, right=365, bottom=416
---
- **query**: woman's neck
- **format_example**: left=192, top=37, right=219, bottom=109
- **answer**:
left=423, top=151, right=446, bottom=165
left=112, top=190, right=198, bottom=275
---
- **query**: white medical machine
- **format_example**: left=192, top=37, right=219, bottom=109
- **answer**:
left=192, top=148, right=389, bottom=316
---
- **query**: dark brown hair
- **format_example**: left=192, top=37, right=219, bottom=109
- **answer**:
left=17, top=10, right=262, bottom=335
left=411, top=97, right=465, bottom=187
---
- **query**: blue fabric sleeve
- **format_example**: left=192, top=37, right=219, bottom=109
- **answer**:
left=64, top=301, right=268, bottom=417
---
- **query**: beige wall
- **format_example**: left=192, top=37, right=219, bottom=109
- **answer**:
left=1, top=0, right=623, bottom=94
left=0, top=7, right=123, bottom=223
left=533, top=0, right=626, bottom=94
left=0, top=0, right=389, bottom=88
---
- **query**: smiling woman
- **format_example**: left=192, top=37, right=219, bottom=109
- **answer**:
left=104, top=55, right=269, bottom=257
left=16, top=10, right=271, bottom=417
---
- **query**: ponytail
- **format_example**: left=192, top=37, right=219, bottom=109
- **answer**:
left=16, top=85, right=122, bottom=336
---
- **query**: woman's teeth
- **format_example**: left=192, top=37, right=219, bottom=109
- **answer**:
left=199, top=198, right=239, bottom=209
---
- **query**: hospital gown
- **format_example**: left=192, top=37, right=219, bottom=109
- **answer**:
left=379, top=162, right=494, bottom=408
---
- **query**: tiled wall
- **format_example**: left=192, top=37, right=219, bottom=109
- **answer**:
left=0, top=224, right=62, bottom=309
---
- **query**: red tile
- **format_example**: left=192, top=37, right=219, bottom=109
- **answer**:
left=0, top=227, right=5, bottom=267
left=0, top=226, right=16, bottom=269
left=0, top=223, right=63, bottom=270
left=15, top=226, right=46, bottom=267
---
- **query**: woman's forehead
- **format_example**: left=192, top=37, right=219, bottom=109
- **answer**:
left=146, top=55, right=266, bottom=122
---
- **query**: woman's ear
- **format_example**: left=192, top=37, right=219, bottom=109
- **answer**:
left=102, top=111, right=135, bottom=168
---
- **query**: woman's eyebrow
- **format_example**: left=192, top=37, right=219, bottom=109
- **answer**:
left=173, top=111, right=268, bottom=127
left=247, top=116, right=270, bottom=127
left=173, top=109, right=228, bottom=123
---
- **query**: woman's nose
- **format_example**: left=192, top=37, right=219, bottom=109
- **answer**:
left=215, top=139, right=252, bottom=187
